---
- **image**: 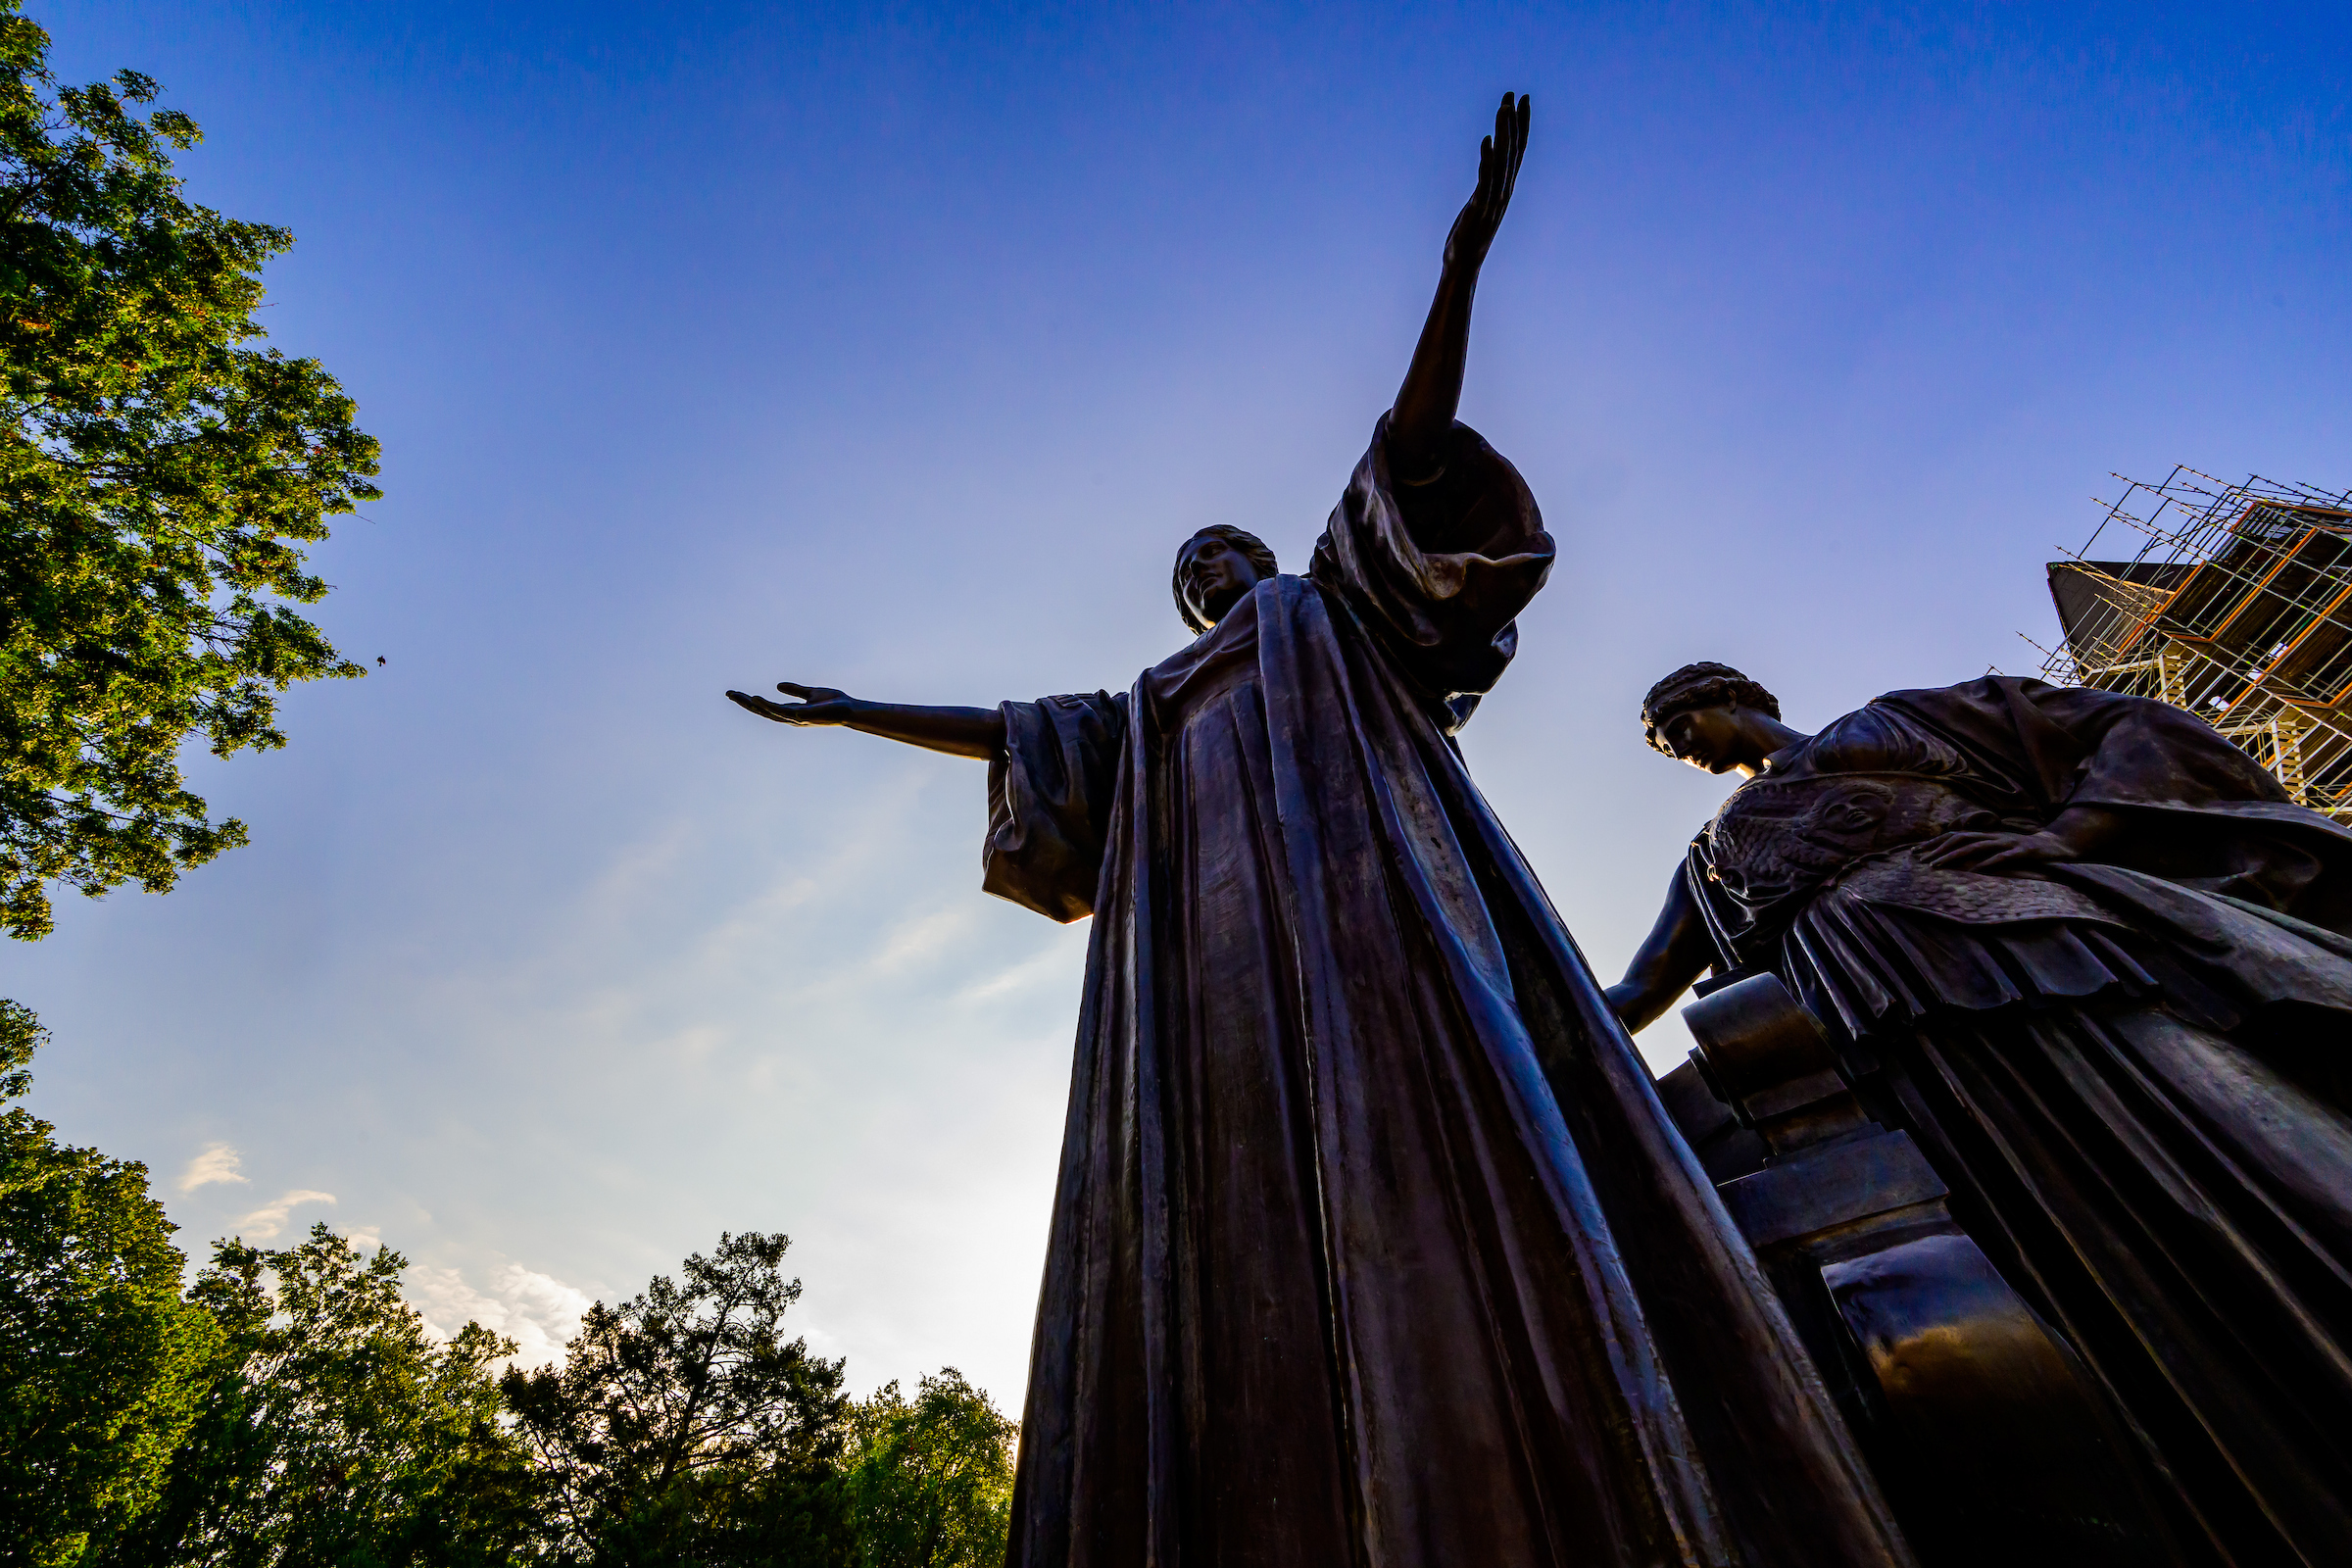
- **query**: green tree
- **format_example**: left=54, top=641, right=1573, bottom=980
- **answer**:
left=0, top=0, right=380, bottom=940
left=847, top=1370, right=1015, bottom=1568
left=119, top=1224, right=533, bottom=1567
left=0, top=1000, right=220, bottom=1566
left=502, top=1232, right=855, bottom=1567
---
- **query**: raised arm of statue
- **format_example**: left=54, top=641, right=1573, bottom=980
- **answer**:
left=1390, top=92, right=1529, bottom=482
left=725, top=683, right=1007, bottom=760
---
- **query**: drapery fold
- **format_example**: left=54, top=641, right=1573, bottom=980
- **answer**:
left=1687, top=678, right=2352, bottom=1566
left=991, top=418, right=1911, bottom=1568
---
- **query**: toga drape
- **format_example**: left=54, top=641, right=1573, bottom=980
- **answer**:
left=982, top=417, right=1912, bottom=1568
left=1687, top=677, right=2352, bottom=1567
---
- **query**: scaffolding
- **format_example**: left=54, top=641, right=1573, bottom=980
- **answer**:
left=2039, top=466, right=2352, bottom=820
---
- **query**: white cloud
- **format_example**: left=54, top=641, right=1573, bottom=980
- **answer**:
left=235, top=1189, right=337, bottom=1240
left=872, top=905, right=978, bottom=973
left=958, top=931, right=1088, bottom=1003
left=660, top=1023, right=727, bottom=1064
left=176, top=1142, right=251, bottom=1193
left=405, top=1260, right=595, bottom=1371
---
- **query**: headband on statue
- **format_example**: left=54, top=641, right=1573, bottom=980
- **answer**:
left=1640, top=662, right=1781, bottom=754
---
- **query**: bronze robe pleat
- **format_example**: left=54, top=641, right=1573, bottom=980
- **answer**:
left=1690, top=678, right=2352, bottom=1568
left=983, top=417, right=1911, bottom=1568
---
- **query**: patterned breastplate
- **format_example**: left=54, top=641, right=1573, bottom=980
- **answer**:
left=1705, top=773, right=2002, bottom=913
left=1705, top=768, right=2121, bottom=938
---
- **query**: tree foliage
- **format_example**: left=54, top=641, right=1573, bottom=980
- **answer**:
left=0, top=1049, right=1014, bottom=1568
left=847, top=1370, right=1016, bottom=1568
left=118, top=1225, right=533, bottom=1567
left=503, top=1232, right=856, bottom=1566
left=0, top=1002, right=219, bottom=1567
left=0, top=0, right=379, bottom=940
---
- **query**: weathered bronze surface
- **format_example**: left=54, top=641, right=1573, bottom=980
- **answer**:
left=732, top=103, right=1919, bottom=1568
left=1676, top=973, right=2179, bottom=1568
left=1614, top=663, right=2352, bottom=1567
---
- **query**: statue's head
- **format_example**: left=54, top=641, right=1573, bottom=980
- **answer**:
left=1641, top=661, right=1782, bottom=772
left=1173, top=526, right=1278, bottom=634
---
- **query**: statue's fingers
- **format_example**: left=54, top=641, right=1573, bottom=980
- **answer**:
left=1495, top=109, right=1521, bottom=207
left=727, top=690, right=781, bottom=720
left=776, top=680, right=816, bottom=698
left=1496, top=99, right=1527, bottom=205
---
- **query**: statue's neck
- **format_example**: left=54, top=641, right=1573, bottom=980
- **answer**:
left=1733, top=719, right=1814, bottom=779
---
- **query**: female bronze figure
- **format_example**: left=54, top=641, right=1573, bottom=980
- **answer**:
left=732, top=104, right=1910, bottom=1568
left=1610, top=662, right=2352, bottom=1567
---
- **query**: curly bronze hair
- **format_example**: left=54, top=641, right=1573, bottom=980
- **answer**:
left=1641, top=662, right=1782, bottom=755
left=1172, top=526, right=1279, bottom=634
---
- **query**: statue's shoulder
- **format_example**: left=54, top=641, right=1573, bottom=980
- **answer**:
left=1872, top=673, right=2020, bottom=710
left=1796, top=697, right=1970, bottom=780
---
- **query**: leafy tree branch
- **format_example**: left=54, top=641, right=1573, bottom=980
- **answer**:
left=0, top=0, right=380, bottom=939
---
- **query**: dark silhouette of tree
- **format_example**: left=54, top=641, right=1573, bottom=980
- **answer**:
left=502, top=1232, right=855, bottom=1566
left=0, top=1002, right=219, bottom=1563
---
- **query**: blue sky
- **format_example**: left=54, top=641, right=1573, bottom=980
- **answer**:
left=12, top=1, right=2350, bottom=1398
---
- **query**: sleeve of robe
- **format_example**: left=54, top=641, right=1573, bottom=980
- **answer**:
left=1875, top=673, right=2352, bottom=916
left=982, top=690, right=1128, bottom=922
left=1306, top=413, right=1555, bottom=728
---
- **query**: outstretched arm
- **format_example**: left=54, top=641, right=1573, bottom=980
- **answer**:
left=1604, top=863, right=1718, bottom=1033
left=726, top=684, right=1006, bottom=760
left=1391, top=92, right=1529, bottom=481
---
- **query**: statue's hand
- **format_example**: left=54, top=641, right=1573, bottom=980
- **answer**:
left=1443, top=92, right=1529, bottom=271
left=1917, top=829, right=2080, bottom=875
left=725, top=682, right=860, bottom=726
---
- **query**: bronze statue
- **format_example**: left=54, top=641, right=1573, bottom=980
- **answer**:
left=733, top=102, right=1914, bottom=1568
left=1609, top=662, right=2352, bottom=1566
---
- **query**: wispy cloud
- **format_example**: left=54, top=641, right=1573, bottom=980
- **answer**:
left=235, top=1189, right=337, bottom=1240
left=176, top=1142, right=251, bottom=1193
left=958, top=930, right=1088, bottom=1003
left=872, top=905, right=979, bottom=973
left=406, top=1260, right=595, bottom=1371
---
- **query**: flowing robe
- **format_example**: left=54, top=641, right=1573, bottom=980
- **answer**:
left=1688, top=677, right=2352, bottom=1567
left=984, top=417, right=1911, bottom=1568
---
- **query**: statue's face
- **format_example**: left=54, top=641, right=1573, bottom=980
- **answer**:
left=1657, top=705, right=1746, bottom=773
left=1177, top=532, right=1265, bottom=628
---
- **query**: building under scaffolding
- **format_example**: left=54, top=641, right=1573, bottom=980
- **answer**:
left=2040, top=467, right=2352, bottom=820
